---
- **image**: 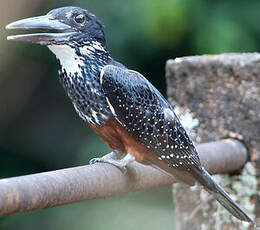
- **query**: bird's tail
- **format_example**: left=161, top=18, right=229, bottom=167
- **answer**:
left=192, top=166, right=253, bottom=223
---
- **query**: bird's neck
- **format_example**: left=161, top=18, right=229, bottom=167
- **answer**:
left=48, top=42, right=110, bottom=77
left=48, top=44, right=83, bottom=75
left=48, top=42, right=113, bottom=125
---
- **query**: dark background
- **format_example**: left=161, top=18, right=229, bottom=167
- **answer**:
left=0, top=0, right=259, bottom=229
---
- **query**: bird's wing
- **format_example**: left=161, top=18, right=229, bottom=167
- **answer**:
left=100, top=65, right=201, bottom=174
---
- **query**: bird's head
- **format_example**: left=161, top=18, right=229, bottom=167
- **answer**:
left=6, top=6, right=111, bottom=74
left=6, top=6, right=106, bottom=47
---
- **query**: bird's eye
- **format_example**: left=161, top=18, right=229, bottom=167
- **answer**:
left=75, top=14, right=86, bottom=24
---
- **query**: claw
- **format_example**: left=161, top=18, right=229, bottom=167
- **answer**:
left=89, top=157, right=127, bottom=172
left=89, top=153, right=135, bottom=174
left=89, top=150, right=122, bottom=165
left=89, top=157, right=104, bottom=165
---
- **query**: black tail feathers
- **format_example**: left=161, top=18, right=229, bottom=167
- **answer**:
left=192, top=167, right=253, bottom=223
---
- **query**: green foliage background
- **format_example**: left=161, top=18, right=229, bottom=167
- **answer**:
left=0, top=0, right=259, bottom=229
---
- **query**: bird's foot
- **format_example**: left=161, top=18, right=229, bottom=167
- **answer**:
left=90, top=152, right=135, bottom=173
left=89, top=150, right=122, bottom=164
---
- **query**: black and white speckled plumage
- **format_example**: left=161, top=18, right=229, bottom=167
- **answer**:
left=49, top=40, right=125, bottom=126
left=47, top=8, right=201, bottom=172
left=44, top=6, right=125, bottom=125
left=7, top=6, right=253, bottom=223
left=54, top=41, right=112, bottom=125
left=100, top=65, right=253, bottom=223
left=45, top=7, right=201, bottom=171
left=101, top=65, right=201, bottom=171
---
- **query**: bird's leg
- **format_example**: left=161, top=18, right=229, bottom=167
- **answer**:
left=89, top=151, right=135, bottom=173
left=89, top=150, right=123, bottom=164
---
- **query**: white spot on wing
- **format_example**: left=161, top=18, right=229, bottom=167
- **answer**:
left=106, top=97, right=116, bottom=116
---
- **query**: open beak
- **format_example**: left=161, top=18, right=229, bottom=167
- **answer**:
left=6, top=15, right=76, bottom=45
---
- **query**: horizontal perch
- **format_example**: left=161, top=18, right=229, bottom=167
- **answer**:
left=0, top=138, right=247, bottom=216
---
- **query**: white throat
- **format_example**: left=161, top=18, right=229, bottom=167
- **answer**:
left=48, top=44, right=84, bottom=75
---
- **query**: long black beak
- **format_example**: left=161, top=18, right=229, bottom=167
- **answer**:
left=6, top=15, right=75, bottom=45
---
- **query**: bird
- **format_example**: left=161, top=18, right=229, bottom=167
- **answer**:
left=6, top=6, right=253, bottom=223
